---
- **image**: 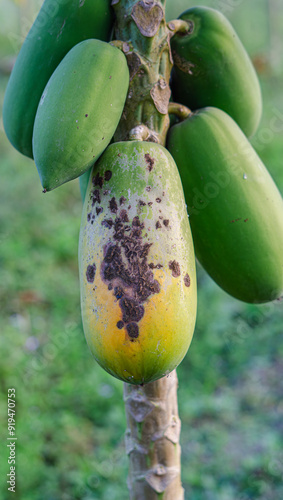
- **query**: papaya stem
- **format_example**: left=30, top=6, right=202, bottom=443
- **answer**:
left=124, top=371, right=184, bottom=500
left=168, top=102, right=192, bottom=121
left=167, top=19, right=192, bottom=36
left=112, top=0, right=172, bottom=146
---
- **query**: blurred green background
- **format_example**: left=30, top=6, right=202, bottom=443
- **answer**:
left=0, top=0, right=282, bottom=499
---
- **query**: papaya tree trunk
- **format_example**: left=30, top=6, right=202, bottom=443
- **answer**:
left=111, top=0, right=186, bottom=497
left=124, top=371, right=184, bottom=499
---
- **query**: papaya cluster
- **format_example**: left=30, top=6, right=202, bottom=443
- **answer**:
left=3, top=1, right=283, bottom=385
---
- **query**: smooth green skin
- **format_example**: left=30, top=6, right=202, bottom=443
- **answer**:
left=79, top=141, right=197, bottom=384
left=32, top=40, right=129, bottom=191
left=170, top=6, right=262, bottom=137
left=3, top=0, right=113, bottom=159
left=79, top=168, right=92, bottom=202
left=167, top=107, right=283, bottom=304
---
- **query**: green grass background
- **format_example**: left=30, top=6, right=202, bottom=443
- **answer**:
left=0, top=0, right=282, bottom=499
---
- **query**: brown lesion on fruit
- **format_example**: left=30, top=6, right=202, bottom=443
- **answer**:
left=109, top=197, right=118, bottom=213
left=145, top=153, right=155, bottom=171
left=169, top=260, right=181, bottom=278
left=184, top=273, right=191, bottom=287
left=149, top=263, right=163, bottom=269
left=127, top=322, right=140, bottom=340
left=91, top=189, right=101, bottom=206
left=104, top=170, right=112, bottom=181
left=100, top=209, right=161, bottom=341
left=120, top=209, right=129, bottom=222
left=86, top=263, right=96, bottom=283
left=93, top=172, right=104, bottom=188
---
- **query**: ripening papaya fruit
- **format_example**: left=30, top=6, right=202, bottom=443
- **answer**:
left=3, top=0, right=113, bottom=158
left=167, top=107, right=283, bottom=304
left=79, top=141, right=197, bottom=384
left=32, top=40, right=129, bottom=191
left=170, top=6, right=262, bottom=137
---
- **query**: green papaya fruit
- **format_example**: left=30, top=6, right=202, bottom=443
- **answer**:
left=167, top=107, right=283, bottom=304
left=3, top=0, right=113, bottom=158
left=170, top=6, right=262, bottom=137
left=32, top=40, right=129, bottom=191
left=79, top=169, right=92, bottom=202
left=79, top=141, right=197, bottom=384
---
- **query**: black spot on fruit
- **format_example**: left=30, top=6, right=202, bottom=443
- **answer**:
left=163, top=219, right=169, bottom=227
left=120, top=209, right=129, bottom=222
left=127, top=323, right=139, bottom=339
left=117, top=320, right=124, bottom=329
left=104, top=244, right=121, bottom=263
left=100, top=206, right=161, bottom=338
left=120, top=297, right=144, bottom=323
left=169, top=260, right=181, bottom=278
left=92, top=189, right=101, bottom=205
left=93, top=172, right=103, bottom=188
left=86, top=264, right=96, bottom=283
left=102, top=219, right=114, bottom=229
left=96, top=207, right=103, bottom=215
left=104, top=170, right=112, bottom=181
left=184, top=273, right=191, bottom=287
left=114, top=286, right=124, bottom=300
left=144, top=153, right=155, bottom=171
left=109, top=197, right=118, bottom=213
left=149, top=263, right=163, bottom=269
left=156, top=198, right=162, bottom=203
left=156, top=221, right=162, bottom=229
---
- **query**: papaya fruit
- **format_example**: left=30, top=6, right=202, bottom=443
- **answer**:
left=167, top=107, right=283, bottom=304
left=79, top=141, right=197, bottom=384
left=170, top=6, right=262, bottom=137
left=32, top=40, right=129, bottom=191
left=3, top=0, right=113, bottom=158
left=79, top=169, right=92, bottom=203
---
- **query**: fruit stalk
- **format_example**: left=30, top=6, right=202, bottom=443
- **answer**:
left=112, top=0, right=184, bottom=497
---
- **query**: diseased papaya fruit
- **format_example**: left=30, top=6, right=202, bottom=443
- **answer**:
left=170, top=6, right=262, bottom=137
left=3, top=0, right=113, bottom=158
left=32, top=40, right=129, bottom=191
left=79, top=141, right=197, bottom=384
left=167, top=107, right=283, bottom=304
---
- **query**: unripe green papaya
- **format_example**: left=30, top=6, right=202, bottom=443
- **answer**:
left=170, top=6, right=262, bottom=137
left=79, top=169, right=92, bottom=203
left=79, top=141, right=197, bottom=384
left=3, top=0, right=113, bottom=158
left=32, top=40, right=129, bottom=191
left=167, top=107, right=283, bottom=304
